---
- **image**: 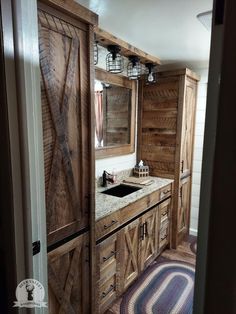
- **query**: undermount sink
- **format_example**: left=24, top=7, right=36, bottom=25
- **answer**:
left=101, top=184, right=142, bottom=198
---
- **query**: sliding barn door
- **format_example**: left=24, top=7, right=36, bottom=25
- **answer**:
left=38, top=7, right=90, bottom=246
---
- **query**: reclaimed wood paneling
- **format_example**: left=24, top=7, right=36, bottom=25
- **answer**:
left=38, top=8, right=91, bottom=245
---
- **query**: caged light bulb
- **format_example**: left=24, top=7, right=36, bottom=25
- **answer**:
left=148, top=72, right=154, bottom=82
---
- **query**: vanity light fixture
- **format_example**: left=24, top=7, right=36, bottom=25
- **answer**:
left=127, top=56, right=141, bottom=80
left=145, top=63, right=157, bottom=84
left=94, top=36, right=98, bottom=65
left=106, top=45, right=124, bottom=73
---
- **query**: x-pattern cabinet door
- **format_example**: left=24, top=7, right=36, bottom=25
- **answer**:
left=48, top=232, right=89, bottom=314
left=119, top=218, right=140, bottom=292
left=139, top=207, right=158, bottom=271
left=38, top=7, right=90, bottom=246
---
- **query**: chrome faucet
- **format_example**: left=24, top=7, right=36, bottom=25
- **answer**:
left=102, top=170, right=114, bottom=187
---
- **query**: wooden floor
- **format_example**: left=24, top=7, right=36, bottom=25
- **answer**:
left=106, top=235, right=197, bottom=314
left=161, top=235, right=196, bottom=265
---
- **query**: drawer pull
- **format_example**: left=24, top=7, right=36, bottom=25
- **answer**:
left=101, top=284, right=115, bottom=299
left=161, top=211, right=168, bottom=217
left=104, top=220, right=118, bottom=230
left=161, top=234, right=168, bottom=241
left=181, top=160, right=184, bottom=173
left=163, top=190, right=171, bottom=195
left=103, top=251, right=116, bottom=262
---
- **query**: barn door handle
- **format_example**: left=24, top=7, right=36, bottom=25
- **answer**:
left=104, top=220, right=118, bottom=230
left=103, top=251, right=117, bottom=262
left=181, top=160, right=184, bottom=173
left=143, top=222, right=148, bottom=237
left=140, top=224, right=144, bottom=240
left=101, top=284, right=115, bottom=298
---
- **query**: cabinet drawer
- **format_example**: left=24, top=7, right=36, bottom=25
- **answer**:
left=159, top=222, right=169, bottom=249
left=159, top=198, right=171, bottom=224
left=99, top=238, right=117, bottom=271
left=96, top=211, right=121, bottom=240
left=160, top=184, right=172, bottom=201
left=99, top=260, right=117, bottom=286
left=99, top=275, right=117, bottom=313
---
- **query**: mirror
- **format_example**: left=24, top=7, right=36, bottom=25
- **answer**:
left=95, top=68, right=136, bottom=159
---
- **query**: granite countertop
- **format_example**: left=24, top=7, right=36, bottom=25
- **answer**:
left=96, top=176, right=173, bottom=221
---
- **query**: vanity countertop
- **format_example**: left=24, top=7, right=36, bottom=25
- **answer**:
left=96, top=176, right=173, bottom=221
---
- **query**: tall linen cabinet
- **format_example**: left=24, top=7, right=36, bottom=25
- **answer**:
left=138, top=69, right=199, bottom=247
left=38, top=1, right=97, bottom=313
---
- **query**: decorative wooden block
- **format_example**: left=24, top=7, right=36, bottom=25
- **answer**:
left=133, top=165, right=149, bottom=178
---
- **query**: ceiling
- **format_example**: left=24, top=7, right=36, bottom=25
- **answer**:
left=76, top=0, right=213, bottom=69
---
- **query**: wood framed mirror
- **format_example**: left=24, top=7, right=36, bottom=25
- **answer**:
left=95, top=68, right=136, bottom=159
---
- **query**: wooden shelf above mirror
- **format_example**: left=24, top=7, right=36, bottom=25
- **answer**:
left=94, top=26, right=161, bottom=65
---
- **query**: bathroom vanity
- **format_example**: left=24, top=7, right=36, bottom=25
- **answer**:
left=95, top=177, right=173, bottom=313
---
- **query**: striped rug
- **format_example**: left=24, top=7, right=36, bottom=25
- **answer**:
left=120, top=260, right=195, bottom=314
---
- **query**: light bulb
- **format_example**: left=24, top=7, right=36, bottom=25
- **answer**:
left=132, top=66, right=138, bottom=77
left=148, top=72, right=154, bottom=82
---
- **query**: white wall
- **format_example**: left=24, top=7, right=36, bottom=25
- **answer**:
left=95, top=45, right=137, bottom=178
left=190, top=68, right=209, bottom=235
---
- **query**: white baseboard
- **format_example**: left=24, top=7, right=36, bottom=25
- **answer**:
left=190, top=228, right=198, bottom=236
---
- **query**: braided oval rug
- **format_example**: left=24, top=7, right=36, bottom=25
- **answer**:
left=120, top=260, right=195, bottom=314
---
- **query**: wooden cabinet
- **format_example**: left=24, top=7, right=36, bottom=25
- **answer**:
left=38, top=1, right=98, bottom=313
left=96, top=197, right=171, bottom=313
left=96, top=233, right=120, bottom=314
left=38, top=1, right=97, bottom=246
left=139, top=68, right=199, bottom=247
left=48, top=232, right=90, bottom=314
left=96, top=182, right=172, bottom=241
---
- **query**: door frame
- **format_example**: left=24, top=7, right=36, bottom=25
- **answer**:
left=1, top=0, right=48, bottom=312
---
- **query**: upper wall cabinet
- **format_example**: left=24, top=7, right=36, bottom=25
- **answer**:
left=38, top=1, right=97, bottom=246
left=95, top=68, right=136, bottom=159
